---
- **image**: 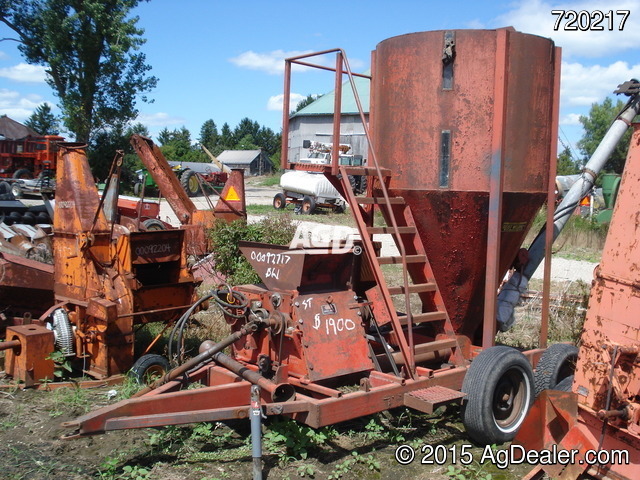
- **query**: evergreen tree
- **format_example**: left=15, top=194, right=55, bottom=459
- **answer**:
left=24, top=103, right=60, bottom=135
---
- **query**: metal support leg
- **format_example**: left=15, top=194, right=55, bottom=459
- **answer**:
left=250, top=385, right=262, bottom=480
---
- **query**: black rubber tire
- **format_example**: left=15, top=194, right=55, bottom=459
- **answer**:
left=13, top=168, right=32, bottom=179
left=180, top=169, right=200, bottom=197
left=359, top=176, right=368, bottom=195
left=554, top=375, right=574, bottom=392
left=348, top=175, right=367, bottom=195
left=301, top=195, right=316, bottom=215
left=534, top=343, right=578, bottom=397
left=348, top=174, right=357, bottom=191
left=8, top=211, right=22, bottom=224
left=36, top=212, right=51, bottom=224
left=273, top=192, right=287, bottom=210
left=133, top=182, right=141, bottom=197
left=11, top=183, right=23, bottom=199
left=0, top=181, right=10, bottom=195
left=461, top=346, right=535, bottom=445
left=141, top=218, right=166, bottom=231
left=21, top=211, right=35, bottom=225
left=129, top=354, right=170, bottom=385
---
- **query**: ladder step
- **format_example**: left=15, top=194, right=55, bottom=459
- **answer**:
left=398, top=311, right=447, bottom=325
left=388, top=283, right=437, bottom=295
left=366, top=226, right=416, bottom=235
left=377, top=255, right=426, bottom=265
left=404, top=386, right=466, bottom=414
left=357, top=196, right=405, bottom=205
left=342, top=166, right=391, bottom=177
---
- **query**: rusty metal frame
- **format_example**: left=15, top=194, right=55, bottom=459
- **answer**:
left=538, top=46, right=563, bottom=349
left=66, top=363, right=469, bottom=435
left=281, top=49, right=419, bottom=375
left=481, top=29, right=509, bottom=348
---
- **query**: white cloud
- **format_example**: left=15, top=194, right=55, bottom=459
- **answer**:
left=0, top=63, right=47, bottom=83
left=230, top=50, right=316, bottom=75
left=0, top=88, right=51, bottom=121
left=136, top=112, right=185, bottom=127
left=267, top=93, right=306, bottom=112
left=560, top=60, right=639, bottom=106
left=229, top=50, right=366, bottom=75
left=560, top=112, right=582, bottom=125
left=495, top=0, right=640, bottom=58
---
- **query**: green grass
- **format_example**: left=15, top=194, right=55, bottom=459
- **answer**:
left=525, top=206, right=607, bottom=263
left=246, top=204, right=279, bottom=215
left=246, top=204, right=357, bottom=227
left=257, top=172, right=282, bottom=187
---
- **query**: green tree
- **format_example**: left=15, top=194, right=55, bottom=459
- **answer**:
left=157, top=126, right=199, bottom=161
left=24, top=103, right=60, bottom=135
left=0, top=0, right=157, bottom=143
left=198, top=119, right=219, bottom=151
left=255, top=126, right=280, bottom=157
left=556, top=145, right=579, bottom=176
left=217, top=122, right=233, bottom=153
left=292, top=94, right=318, bottom=114
left=89, top=122, right=149, bottom=182
left=235, top=134, right=259, bottom=151
left=233, top=117, right=260, bottom=145
left=577, top=97, right=634, bottom=173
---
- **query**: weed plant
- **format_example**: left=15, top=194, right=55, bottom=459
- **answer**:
left=208, top=214, right=298, bottom=284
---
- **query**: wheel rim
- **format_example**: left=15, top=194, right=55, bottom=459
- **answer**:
left=492, top=366, right=531, bottom=433
left=188, top=176, right=199, bottom=193
left=143, top=364, right=166, bottom=384
left=274, top=198, right=283, bottom=208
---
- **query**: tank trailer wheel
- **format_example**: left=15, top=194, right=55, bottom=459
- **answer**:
left=534, top=343, right=578, bottom=396
left=273, top=192, right=287, bottom=210
left=10, top=183, right=23, bottom=199
left=0, top=181, right=10, bottom=195
left=180, top=169, right=200, bottom=197
left=461, top=346, right=535, bottom=445
left=129, top=354, right=170, bottom=385
left=301, top=195, right=316, bottom=215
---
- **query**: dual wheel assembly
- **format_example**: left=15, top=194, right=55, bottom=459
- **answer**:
left=461, top=344, right=577, bottom=444
left=273, top=193, right=316, bottom=214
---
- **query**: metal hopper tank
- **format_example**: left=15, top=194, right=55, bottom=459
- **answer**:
left=370, top=28, right=561, bottom=338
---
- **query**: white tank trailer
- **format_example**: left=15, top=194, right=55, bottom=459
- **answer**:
left=273, top=170, right=346, bottom=214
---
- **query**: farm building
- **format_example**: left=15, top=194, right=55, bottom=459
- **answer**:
left=217, top=149, right=273, bottom=175
left=287, top=73, right=370, bottom=163
left=0, top=115, right=40, bottom=140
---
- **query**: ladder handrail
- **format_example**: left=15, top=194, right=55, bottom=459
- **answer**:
left=284, top=49, right=416, bottom=375
left=336, top=51, right=416, bottom=375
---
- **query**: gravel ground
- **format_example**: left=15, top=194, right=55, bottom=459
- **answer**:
left=27, top=182, right=598, bottom=284
left=530, top=256, right=598, bottom=283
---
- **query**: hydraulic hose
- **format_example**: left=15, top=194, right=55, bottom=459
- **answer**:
left=525, top=85, right=640, bottom=279
left=133, top=320, right=258, bottom=397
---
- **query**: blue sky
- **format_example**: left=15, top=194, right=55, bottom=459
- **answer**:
left=1, top=0, right=640, bottom=158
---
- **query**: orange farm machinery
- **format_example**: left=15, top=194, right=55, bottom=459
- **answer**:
left=1, top=137, right=246, bottom=387
left=63, top=29, right=639, bottom=479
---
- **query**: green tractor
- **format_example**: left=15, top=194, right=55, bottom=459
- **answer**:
left=134, top=163, right=227, bottom=197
